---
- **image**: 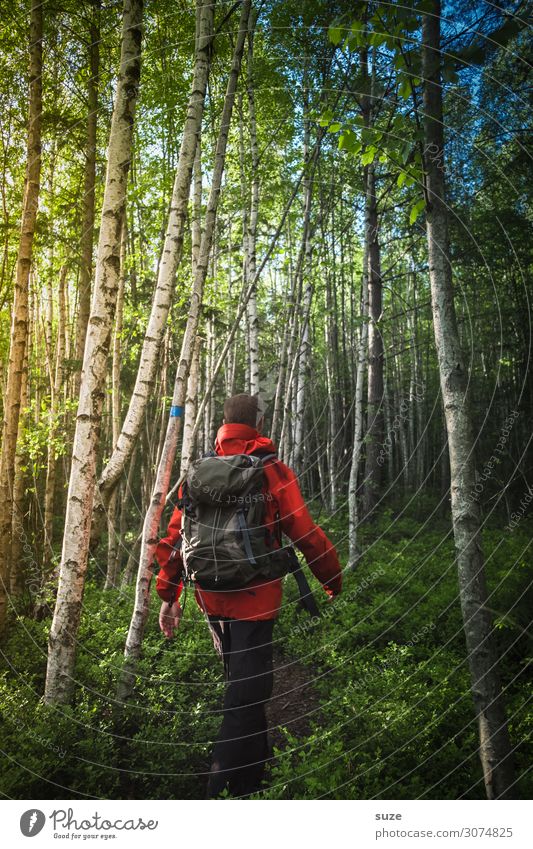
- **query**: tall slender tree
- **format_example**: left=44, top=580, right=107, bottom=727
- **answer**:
left=118, top=0, right=252, bottom=701
left=0, top=0, right=43, bottom=632
left=45, top=0, right=143, bottom=705
left=93, top=0, right=215, bottom=529
left=422, top=0, right=514, bottom=798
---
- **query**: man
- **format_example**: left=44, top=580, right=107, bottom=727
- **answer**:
left=154, top=393, right=342, bottom=798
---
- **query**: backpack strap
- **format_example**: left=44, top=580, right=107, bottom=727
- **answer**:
left=286, top=547, right=320, bottom=618
left=236, top=509, right=257, bottom=565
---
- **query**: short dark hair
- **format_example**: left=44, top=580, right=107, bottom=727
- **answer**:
left=223, top=393, right=263, bottom=427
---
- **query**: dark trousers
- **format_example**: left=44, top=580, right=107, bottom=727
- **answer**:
left=206, top=615, right=275, bottom=797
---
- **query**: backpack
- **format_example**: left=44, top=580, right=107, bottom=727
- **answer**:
left=180, top=451, right=292, bottom=590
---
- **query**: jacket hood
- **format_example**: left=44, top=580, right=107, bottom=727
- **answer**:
left=214, top=423, right=277, bottom=457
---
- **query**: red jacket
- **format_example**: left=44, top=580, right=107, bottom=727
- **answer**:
left=154, top=422, right=342, bottom=620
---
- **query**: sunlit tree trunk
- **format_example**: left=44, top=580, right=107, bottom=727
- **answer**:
left=118, top=0, right=252, bottom=702
left=105, top=218, right=127, bottom=589
left=246, top=8, right=260, bottom=395
left=0, top=0, right=43, bottom=632
left=44, top=0, right=143, bottom=705
left=292, top=110, right=314, bottom=476
left=94, top=0, right=215, bottom=526
left=348, top=222, right=369, bottom=568
left=361, top=157, right=384, bottom=517
left=43, top=264, right=67, bottom=575
left=180, top=334, right=202, bottom=477
left=422, top=0, right=514, bottom=798
left=10, top=281, right=32, bottom=597
left=74, top=0, right=100, bottom=396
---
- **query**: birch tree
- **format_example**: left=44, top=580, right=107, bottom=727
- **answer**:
left=93, top=0, right=215, bottom=527
left=45, top=0, right=143, bottom=705
left=422, top=0, right=514, bottom=798
left=74, top=0, right=100, bottom=396
left=118, top=0, right=252, bottom=702
left=348, top=213, right=370, bottom=568
left=0, top=0, right=43, bottom=632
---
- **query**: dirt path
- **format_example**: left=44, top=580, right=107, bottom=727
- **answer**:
left=265, top=647, right=322, bottom=755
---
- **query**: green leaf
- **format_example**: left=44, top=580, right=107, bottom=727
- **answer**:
left=318, top=108, right=334, bottom=127
left=361, top=146, right=376, bottom=165
left=369, top=31, right=386, bottom=47
left=328, top=122, right=342, bottom=133
left=399, top=79, right=411, bottom=100
left=329, top=25, right=343, bottom=46
left=338, top=129, right=360, bottom=153
left=401, top=141, right=412, bottom=163
left=397, top=170, right=407, bottom=188
left=394, top=54, right=405, bottom=70
left=409, top=197, right=426, bottom=225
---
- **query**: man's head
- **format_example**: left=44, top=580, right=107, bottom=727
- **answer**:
left=223, top=393, right=266, bottom=432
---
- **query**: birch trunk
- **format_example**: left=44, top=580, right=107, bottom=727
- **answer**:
left=104, top=219, right=127, bottom=589
left=0, top=0, right=43, bottom=632
left=246, top=9, right=260, bottom=395
left=44, top=0, right=143, bottom=705
left=179, top=135, right=203, bottom=475
left=348, top=227, right=370, bottom=568
left=118, top=0, right=251, bottom=702
left=94, top=0, right=215, bottom=520
left=74, top=0, right=100, bottom=396
left=422, top=0, right=514, bottom=798
left=288, top=112, right=314, bottom=472
left=180, top=334, right=202, bottom=477
left=324, top=260, right=339, bottom=510
left=10, top=283, right=32, bottom=597
left=361, top=158, right=384, bottom=518
left=43, top=265, right=67, bottom=575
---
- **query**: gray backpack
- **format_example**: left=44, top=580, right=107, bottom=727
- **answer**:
left=180, top=452, right=292, bottom=590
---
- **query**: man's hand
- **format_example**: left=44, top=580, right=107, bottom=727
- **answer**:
left=159, top=600, right=182, bottom=639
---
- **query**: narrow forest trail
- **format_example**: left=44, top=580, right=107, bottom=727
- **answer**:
left=266, top=647, right=322, bottom=754
left=263, top=647, right=323, bottom=794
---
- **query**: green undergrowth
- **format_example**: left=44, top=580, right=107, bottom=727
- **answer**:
left=0, top=498, right=531, bottom=800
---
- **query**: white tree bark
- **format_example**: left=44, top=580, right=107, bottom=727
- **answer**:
left=104, top=218, right=127, bottom=590
left=44, top=0, right=143, bottom=705
left=118, top=0, right=252, bottom=702
left=348, top=228, right=369, bottom=568
left=291, top=113, right=314, bottom=475
left=422, top=0, right=514, bottom=798
left=74, top=0, right=100, bottom=397
left=95, top=0, right=215, bottom=514
left=180, top=334, right=202, bottom=477
left=245, top=9, right=260, bottom=395
left=43, top=264, right=67, bottom=575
